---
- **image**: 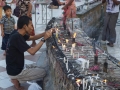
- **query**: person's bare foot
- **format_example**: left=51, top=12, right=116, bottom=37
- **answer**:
left=30, top=41, right=36, bottom=47
left=11, top=79, right=24, bottom=90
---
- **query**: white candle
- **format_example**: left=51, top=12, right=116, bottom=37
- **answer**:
left=85, top=80, right=88, bottom=89
left=64, top=57, right=66, bottom=63
left=88, top=86, right=90, bottom=90
left=72, top=43, right=76, bottom=49
left=91, top=78, right=93, bottom=85
left=62, top=45, right=66, bottom=50
left=66, top=39, right=69, bottom=44
left=87, top=60, right=89, bottom=68
left=83, top=79, right=85, bottom=90
left=81, top=46, right=84, bottom=51
left=71, top=48, right=73, bottom=55
left=73, top=53, right=75, bottom=58
left=92, top=86, right=94, bottom=90
left=78, top=52, right=79, bottom=58
left=66, top=58, right=68, bottom=71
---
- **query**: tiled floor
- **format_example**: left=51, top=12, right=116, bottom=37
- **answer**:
left=0, top=0, right=120, bottom=90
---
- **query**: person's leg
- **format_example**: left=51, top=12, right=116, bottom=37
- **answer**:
left=11, top=79, right=24, bottom=90
left=1, top=34, right=9, bottom=55
left=108, top=13, right=119, bottom=45
left=30, top=24, right=36, bottom=47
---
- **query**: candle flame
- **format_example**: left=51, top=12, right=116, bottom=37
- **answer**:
left=76, top=79, right=81, bottom=87
left=73, top=33, right=77, bottom=38
left=58, top=40, right=61, bottom=43
left=52, top=46, right=55, bottom=48
left=103, top=79, right=107, bottom=83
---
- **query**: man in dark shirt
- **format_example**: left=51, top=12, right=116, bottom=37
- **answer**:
left=6, top=16, right=53, bottom=90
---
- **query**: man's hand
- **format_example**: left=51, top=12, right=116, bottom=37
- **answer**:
left=44, top=28, right=55, bottom=40
left=1, top=32, right=4, bottom=37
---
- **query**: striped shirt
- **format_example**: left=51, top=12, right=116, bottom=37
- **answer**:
left=0, top=16, right=15, bottom=34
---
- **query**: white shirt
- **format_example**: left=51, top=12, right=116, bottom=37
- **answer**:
left=106, top=0, right=120, bottom=13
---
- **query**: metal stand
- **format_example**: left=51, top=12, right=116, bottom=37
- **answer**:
left=35, top=2, right=53, bottom=29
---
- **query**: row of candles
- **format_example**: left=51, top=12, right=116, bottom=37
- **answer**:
left=76, top=75, right=107, bottom=90
left=54, top=25, right=110, bottom=89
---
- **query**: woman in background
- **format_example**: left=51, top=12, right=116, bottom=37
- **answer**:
left=62, top=0, right=76, bottom=29
left=11, top=0, right=36, bottom=47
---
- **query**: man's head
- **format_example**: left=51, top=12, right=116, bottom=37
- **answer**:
left=17, top=16, right=33, bottom=35
left=3, top=5, right=12, bottom=17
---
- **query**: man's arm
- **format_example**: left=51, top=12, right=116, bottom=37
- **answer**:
left=27, top=40, right=44, bottom=55
left=27, top=29, right=52, bottom=55
left=112, top=0, right=120, bottom=5
left=27, top=2, right=32, bottom=16
left=102, top=0, right=106, bottom=3
left=28, top=32, right=45, bottom=41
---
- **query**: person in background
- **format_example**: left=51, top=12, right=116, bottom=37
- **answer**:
left=0, top=5, right=15, bottom=55
left=6, top=16, right=54, bottom=90
left=48, top=0, right=65, bottom=9
left=62, top=0, right=76, bottom=29
left=102, top=0, right=120, bottom=47
left=11, top=0, right=36, bottom=47
left=0, top=0, right=5, bottom=19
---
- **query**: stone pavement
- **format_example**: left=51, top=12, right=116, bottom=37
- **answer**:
left=0, top=0, right=120, bottom=90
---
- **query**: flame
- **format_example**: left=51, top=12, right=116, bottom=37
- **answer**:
left=66, top=39, right=69, bottom=43
left=73, top=33, right=77, bottom=38
left=103, top=79, right=107, bottom=83
left=76, top=79, right=81, bottom=86
left=58, top=40, right=61, bottom=43
left=52, top=46, right=55, bottom=48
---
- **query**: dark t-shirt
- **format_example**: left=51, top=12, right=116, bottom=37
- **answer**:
left=6, top=30, right=30, bottom=76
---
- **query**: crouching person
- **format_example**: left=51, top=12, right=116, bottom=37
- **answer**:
left=6, top=16, right=54, bottom=90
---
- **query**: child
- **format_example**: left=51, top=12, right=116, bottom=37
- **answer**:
left=0, top=5, right=15, bottom=55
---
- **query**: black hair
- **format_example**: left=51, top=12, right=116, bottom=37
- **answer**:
left=3, top=5, right=11, bottom=11
left=17, top=16, right=32, bottom=29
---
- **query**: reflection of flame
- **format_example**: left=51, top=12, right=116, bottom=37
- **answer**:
left=73, top=33, right=77, bottom=38
left=52, top=46, right=55, bottom=48
left=76, top=79, right=81, bottom=87
left=66, top=39, right=69, bottom=43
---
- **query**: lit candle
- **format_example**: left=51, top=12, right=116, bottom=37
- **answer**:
left=62, top=44, right=66, bottom=51
left=58, top=39, right=60, bottom=43
left=72, top=43, right=76, bottom=49
left=66, top=39, right=69, bottom=44
left=56, top=28, right=58, bottom=38
left=72, top=33, right=76, bottom=43
left=76, top=79, right=81, bottom=87
left=104, top=79, right=107, bottom=85
left=71, top=48, right=73, bottom=55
